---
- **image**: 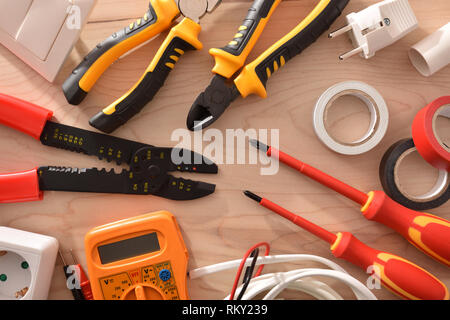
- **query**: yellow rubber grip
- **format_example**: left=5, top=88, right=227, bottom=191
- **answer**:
left=209, top=0, right=282, bottom=79
left=102, top=18, right=203, bottom=116
left=78, top=0, right=180, bottom=92
left=234, top=0, right=337, bottom=98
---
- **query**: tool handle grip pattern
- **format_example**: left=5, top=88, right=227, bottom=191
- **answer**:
left=89, top=18, right=202, bottom=133
left=332, top=232, right=449, bottom=300
left=62, top=0, right=180, bottom=105
left=234, top=0, right=349, bottom=98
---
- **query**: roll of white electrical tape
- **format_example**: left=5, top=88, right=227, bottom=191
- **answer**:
left=313, top=81, right=389, bottom=155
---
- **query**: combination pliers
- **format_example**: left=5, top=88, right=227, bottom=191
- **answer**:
left=63, top=0, right=221, bottom=134
left=0, top=94, right=218, bottom=203
left=187, top=0, right=350, bottom=130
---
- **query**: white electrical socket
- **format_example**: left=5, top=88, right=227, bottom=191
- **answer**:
left=0, top=227, right=58, bottom=300
left=0, top=0, right=98, bottom=82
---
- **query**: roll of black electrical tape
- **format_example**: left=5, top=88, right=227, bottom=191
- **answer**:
left=379, top=138, right=450, bottom=210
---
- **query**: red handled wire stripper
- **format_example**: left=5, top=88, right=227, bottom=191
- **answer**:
left=0, top=93, right=218, bottom=203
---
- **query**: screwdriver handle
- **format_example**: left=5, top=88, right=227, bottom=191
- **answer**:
left=363, top=191, right=450, bottom=267
left=332, top=232, right=449, bottom=300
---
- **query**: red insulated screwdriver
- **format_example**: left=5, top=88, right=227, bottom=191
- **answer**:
left=244, top=190, right=449, bottom=300
left=250, top=140, right=450, bottom=267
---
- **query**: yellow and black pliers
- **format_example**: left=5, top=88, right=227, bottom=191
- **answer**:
left=63, top=0, right=221, bottom=133
left=186, top=0, right=349, bottom=131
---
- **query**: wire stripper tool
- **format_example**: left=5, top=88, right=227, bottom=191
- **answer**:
left=186, top=0, right=349, bottom=130
left=62, top=0, right=222, bottom=134
left=0, top=94, right=218, bottom=203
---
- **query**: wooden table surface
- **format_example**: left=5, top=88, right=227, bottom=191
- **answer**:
left=0, top=0, right=449, bottom=300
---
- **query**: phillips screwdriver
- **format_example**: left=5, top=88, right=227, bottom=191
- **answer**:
left=59, top=250, right=84, bottom=300
left=250, top=140, right=450, bottom=267
left=243, top=190, right=449, bottom=300
left=69, top=250, right=93, bottom=300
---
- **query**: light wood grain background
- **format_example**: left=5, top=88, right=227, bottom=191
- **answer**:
left=0, top=0, right=449, bottom=300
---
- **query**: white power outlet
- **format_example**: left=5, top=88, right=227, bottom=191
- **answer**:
left=0, top=0, right=98, bottom=82
left=0, top=227, right=58, bottom=300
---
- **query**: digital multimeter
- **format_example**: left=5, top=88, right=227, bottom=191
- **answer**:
left=84, top=211, right=189, bottom=300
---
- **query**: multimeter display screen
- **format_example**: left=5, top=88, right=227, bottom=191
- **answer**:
left=98, top=232, right=160, bottom=264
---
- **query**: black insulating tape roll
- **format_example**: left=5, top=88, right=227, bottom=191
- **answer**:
left=379, top=138, right=450, bottom=210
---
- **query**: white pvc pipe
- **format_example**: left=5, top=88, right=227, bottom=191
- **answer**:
left=409, top=23, right=450, bottom=77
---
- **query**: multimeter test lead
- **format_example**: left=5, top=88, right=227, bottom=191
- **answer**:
left=243, top=191, right=449, bottom=300
left=250, top=139, right=450, bottom=267
left=229, top=242, right=270, bottom=300
left=59, top=250, right=85, bottom=300
left=69, top=250, right=93, bottom=300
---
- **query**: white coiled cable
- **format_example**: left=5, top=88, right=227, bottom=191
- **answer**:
left=189, top=254, right=377, bottom=300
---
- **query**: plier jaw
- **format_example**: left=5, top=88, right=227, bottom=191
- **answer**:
left=63, top=0, right=222, bottom=134
left=187, top=0, right=349, bottom=130
left=176, top=0, right=222, bottom=22
left=187, top=75, right=240, bottom=131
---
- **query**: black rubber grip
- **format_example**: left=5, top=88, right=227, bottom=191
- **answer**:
left=222, top=0, right=277, bottom=56
left=255, top=0, right=349, bottom=87
left=379, top=138, right=450, bottom=211
left=62, top=5, right=157, bottom=105
left=89, top=37, right=196, bottom=133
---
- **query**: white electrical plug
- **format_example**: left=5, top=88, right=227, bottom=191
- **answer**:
left=329, top=0, right=418, bottom=60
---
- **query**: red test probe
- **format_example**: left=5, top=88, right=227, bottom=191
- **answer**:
left=59, top=250, right=84, bottom=300
left=69, top=250, right=93, bottom=300
left=230, top=242, right=270, bottom=300
left=243, top=191, right=449, bottom=300
left=250, top=140, right=450, bottom=267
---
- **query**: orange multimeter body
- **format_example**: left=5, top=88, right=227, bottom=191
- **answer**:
left=84, top=211, right=189, bottom=300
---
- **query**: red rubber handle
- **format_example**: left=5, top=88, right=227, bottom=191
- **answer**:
left=362, top=191, right=450, bottom=267
left=332, top=232, right=449, bottom=300
left=0, top=93, right=53, bottom=140
left=0, top=168, right=42, bottom=203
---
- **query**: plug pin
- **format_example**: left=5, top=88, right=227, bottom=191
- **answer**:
left=329, top=0, right=418, bottom=60
left=339, top=46, right=364, bottom=61
left=328, top=24, right=353, bottom=38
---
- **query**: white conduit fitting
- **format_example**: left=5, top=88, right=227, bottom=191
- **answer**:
left=409, top=23, right=450, bottom=77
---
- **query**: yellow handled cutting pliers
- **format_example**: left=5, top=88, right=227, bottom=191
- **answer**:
left=62, top=0, right=221, bottom=133
left=186, top=0, right=350, bottom=131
